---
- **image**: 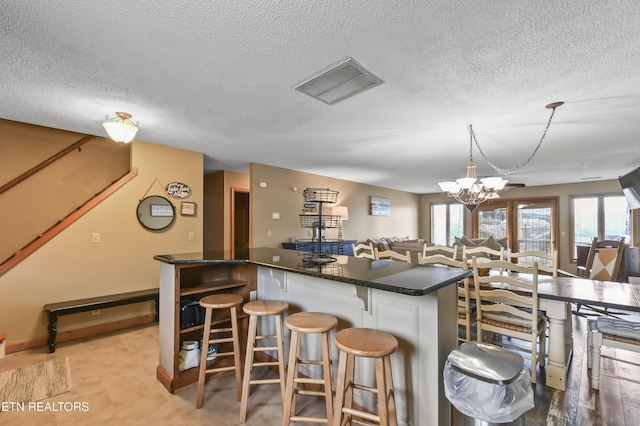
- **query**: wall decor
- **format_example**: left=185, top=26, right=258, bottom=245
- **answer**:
left=151, top=204, right=174, bottom=217
left=370, top=196, right=390, bottom=216
left=181, top=201, right=197, bottom=216
left=165, top=181, right=192, bottom=199
left=137, top=195, right=175, bottom=231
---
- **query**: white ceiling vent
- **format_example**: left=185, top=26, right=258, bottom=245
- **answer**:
left=294, top=57, right=384, bottom=105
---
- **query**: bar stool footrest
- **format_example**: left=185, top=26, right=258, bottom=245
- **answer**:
left=297, top=389, right=326, bottom=397
left=249, top=378, right=282, bottom=385
left=290, top=415, right=329, bottom=423
left=255, top=335, right=277, bottom=341
left=342, top=407, right=380, bottom=423
left=209, top=326, right=234, bottom=334
left=253, top=346, right=278, bottom=352
left=294, top=377, right=325, bottom=385
left=299, top=359, right=324, bottom=366
left=253, top=361, right=278, bottom=367
left=205, top=365, right=237, bottom=374
left=352, top=383, right=378, bottom=394
left=209, top=337, right=234, bottom=344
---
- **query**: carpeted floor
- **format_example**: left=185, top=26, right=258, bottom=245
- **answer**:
left=0, top=357, right=72, bottom=410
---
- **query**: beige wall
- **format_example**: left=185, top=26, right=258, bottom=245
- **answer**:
left=0, top=118, right=78, bottom=179
left=418, top=180, right=639, bottom=273
left=250, top=163, right=421, bottom=247
left=0, top=140, right=203, bottom=343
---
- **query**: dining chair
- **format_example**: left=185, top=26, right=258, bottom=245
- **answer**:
left=508, top=250, right=558, bottom=276
left=471, top=258, right=547, bottom=384
left=374, top=248, right=411, bottom=263
left=352, top=242, right=375, bottom=259
left=464, top=245, right=506, bottom=275
left=587, top=317, right=640, bottom=390
left=575, top=237, right=626, bottom=317
left=418, top=254, right=474, bottom=342
left=577, top=237, right=626, bottom=281
left=462, top=245, right=505, bottom=261
left=423, top=244, right=458, bottom=260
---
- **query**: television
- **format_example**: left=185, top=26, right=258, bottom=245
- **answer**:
left=619, top=167, right=640, bottom=210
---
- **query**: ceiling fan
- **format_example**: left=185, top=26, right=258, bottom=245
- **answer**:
left=477, top=176, right=525, bottom=190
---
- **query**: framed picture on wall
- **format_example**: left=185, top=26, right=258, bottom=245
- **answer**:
left=181, top=202, right=197, bottom=216
left=370, top=196, right=390, bottom=216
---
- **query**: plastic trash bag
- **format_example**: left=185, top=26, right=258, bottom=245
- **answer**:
left=443, top=360, right=534, bottom=423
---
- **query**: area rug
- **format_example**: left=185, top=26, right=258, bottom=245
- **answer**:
left=0, top=357, right=72, bottom=407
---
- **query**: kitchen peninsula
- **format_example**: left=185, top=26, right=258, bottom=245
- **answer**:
left=155, top=248, right=471, bottom=426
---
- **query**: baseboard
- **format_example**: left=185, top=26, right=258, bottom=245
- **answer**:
left=6, top=314, right=156, bottom=354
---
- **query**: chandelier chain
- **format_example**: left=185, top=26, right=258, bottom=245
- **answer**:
left=468, top=106, right=558, bottom=176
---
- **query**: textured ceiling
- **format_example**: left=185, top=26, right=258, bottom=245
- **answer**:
left=1, top=1, right=639, bottom=193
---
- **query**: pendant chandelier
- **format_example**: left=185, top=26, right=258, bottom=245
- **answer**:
left=438, top=102, right=563, bottom=211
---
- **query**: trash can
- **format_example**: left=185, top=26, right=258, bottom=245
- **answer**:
left=444, top=341, right=534, bottom=425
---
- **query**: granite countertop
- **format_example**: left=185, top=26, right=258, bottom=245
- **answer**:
left=154, top=247, right=470, bottom=296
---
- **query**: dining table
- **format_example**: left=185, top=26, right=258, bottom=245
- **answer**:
left=485, top=271, right=640, bottom=391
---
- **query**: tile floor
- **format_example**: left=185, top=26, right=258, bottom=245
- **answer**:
left=0, top=324, right=324, bottom=425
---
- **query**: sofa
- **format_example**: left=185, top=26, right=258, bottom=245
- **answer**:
left=356, top=235, right=508, bottom=263
left=451, top=235, right=508, bottom=259
left=357, top=237, right=427, bottom=262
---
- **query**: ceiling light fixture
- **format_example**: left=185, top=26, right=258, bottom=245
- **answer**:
left=439, top=102, right=563, bottom=211
left=102, top=112, right=139, bottom=143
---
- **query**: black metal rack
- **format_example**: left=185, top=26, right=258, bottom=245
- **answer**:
left=297, top=188, right=342, bottom=264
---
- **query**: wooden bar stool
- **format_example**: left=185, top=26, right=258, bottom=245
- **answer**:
left=195, top=293, right=243, bottom=409
left=333, top=328, right=398, bottom=426
left=282, top=312, right=338, bottom=425
left=240, top=299, right=289, bottom=423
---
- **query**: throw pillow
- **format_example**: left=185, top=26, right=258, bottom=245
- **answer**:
left=481, top=235, right=504, bottom=251
left=453, top=235, right=477, bottom=248
left=368, top=238, right=390, bottom=251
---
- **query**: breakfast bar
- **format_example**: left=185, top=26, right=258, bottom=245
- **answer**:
left=155, top=248, right=470, bottom=426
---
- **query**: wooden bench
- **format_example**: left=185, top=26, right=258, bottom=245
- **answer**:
left=44, top=288, right=159, bottom=353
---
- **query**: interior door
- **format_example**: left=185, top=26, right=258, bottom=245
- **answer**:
left=232, top=189, right=249, bottom=259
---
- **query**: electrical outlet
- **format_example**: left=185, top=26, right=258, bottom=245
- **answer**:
left=91, top=310, right=101, bottom=316
left=272, top=212, right=280, bottom=219
left=267, top=230, right=272, bottom=237
left=91, top=233, right=101, bottom=244
left=188, top=232, right=195, bottom=240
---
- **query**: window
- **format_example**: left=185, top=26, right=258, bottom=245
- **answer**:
left=570, top=195, right=631, bottom=261
left=431, top=203, right=465, bottom=246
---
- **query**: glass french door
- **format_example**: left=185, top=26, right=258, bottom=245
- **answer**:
left=474, top=198, right=558, bottom=266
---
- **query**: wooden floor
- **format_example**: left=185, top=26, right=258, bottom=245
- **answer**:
left=526, top=310, right=640, bottom=426
left=463, top=309, right=640, bottom=426
left=1, top=310, right=639, bottom=425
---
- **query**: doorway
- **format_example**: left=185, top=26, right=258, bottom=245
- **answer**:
left=232, top=188, right=250, bottom=259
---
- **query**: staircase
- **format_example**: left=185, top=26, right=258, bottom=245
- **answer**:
left=0, top=119, right=135, bottom=276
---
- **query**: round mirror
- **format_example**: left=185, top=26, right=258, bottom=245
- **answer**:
left=137, top=195, right=175, bottom=231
